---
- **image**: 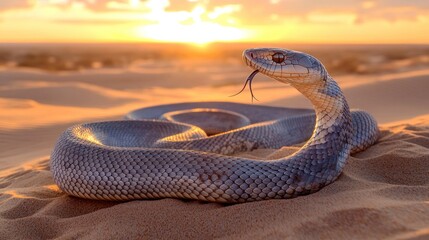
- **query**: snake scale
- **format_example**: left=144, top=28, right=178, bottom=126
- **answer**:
left=51, top=48, right=379, bottom=203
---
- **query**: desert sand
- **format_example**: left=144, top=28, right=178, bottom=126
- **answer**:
left=0, top=65, right=428, bottom=239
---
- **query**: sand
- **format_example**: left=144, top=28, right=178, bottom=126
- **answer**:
left=0, top=67, right=428, bottom=239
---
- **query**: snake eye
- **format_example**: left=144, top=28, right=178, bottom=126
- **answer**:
left=272, top=53, right=285, bottom=63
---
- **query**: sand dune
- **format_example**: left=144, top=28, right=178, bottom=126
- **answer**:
left=0, top=84, right=136, bottom=108
left=0, top=116, right=428, bottom=239
left=0, top=68, right=428, bottom=239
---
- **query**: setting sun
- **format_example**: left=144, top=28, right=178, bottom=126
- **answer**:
left=136, top=18, right=247, bottom=45
left=135, top=3, right=247, bottom=44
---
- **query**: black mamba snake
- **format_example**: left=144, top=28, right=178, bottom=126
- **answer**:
left=50, top=48, right=379, bottom=203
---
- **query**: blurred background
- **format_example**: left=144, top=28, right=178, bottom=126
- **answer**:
left=1, top=1, right=429, bottom=163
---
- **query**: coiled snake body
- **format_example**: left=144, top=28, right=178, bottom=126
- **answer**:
left=51, top=48, right=379, bottom=203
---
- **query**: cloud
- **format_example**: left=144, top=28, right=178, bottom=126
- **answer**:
left=1, top=0, right=428, bottom=24
left=0, top=0, right=34, bottom=11
left=55, top=18, right=153, bottom=25
left=354, top=5, right=424, bottom=24
left=70, top=0, right=141, bottom=12
left=0, top=0, right=139, bottom=12
left=160, top=0, right=429, bottom=25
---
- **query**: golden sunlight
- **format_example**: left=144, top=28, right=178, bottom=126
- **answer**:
left=0, top=0, right=428, bottom=44
left=136, top=22, right=246, bottom=45
left=136, top=2, right=247, bottom=45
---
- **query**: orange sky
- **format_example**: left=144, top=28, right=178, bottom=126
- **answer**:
left=0, top=0, right=428, bottom=44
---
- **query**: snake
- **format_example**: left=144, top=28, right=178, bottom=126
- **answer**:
left=50, top=48, right=379, bottom=203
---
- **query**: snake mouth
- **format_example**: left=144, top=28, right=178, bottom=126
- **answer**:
left=243, top=49, right=313, bottom=79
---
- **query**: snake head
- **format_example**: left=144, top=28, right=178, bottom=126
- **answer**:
left=243, top=48, right=327, bottom=85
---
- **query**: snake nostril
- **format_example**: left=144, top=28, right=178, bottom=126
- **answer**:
left=250, top=53, right=254, bottom=58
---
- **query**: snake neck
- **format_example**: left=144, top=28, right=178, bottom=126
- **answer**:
left=290, top=75, right=353, bottom=172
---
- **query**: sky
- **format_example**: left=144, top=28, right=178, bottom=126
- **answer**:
left=0, top=0, right=428, bottom=44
